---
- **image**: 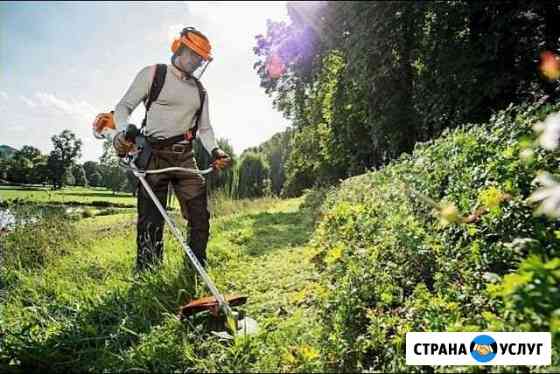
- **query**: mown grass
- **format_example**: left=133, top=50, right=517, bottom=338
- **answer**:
left=0, top=197, right=324, bottom=372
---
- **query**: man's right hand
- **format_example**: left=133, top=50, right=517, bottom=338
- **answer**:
left=113, top=131, right=136, bottom=157
left=211, top=148, right=232, bottom=171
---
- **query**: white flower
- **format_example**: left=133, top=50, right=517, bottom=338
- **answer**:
left=527, top=172, right=560, bottom=218
left=534, top=112, right=560, bottom=151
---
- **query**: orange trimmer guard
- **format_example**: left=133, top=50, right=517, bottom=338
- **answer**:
left=179, top=294, right=248, bottom=318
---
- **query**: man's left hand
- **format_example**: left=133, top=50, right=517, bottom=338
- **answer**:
left=211, top=148, right=232, bottom=171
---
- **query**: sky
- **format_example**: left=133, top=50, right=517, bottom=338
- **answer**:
left=0, top=1, right=291, bottom=162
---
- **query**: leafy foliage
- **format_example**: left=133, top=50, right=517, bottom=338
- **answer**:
left=254, top=1, right=560, bottom=196
left=310, top=102, right=560, bottom=371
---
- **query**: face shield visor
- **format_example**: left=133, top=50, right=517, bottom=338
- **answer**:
left=184, top=47, right=213, bottom=80
left=172, top=28, right=213, bottom=80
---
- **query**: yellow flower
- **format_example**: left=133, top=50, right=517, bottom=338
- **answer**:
left=300, top=345, right=320, bottom=361
left=325, top=243, right=344, bottom=264
left=479, top=186, right=504, bottom=209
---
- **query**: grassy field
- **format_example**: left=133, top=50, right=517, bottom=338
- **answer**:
left=0, top=185, right=137, bottom=207
left=0, top=185, right=283, bottom=217
left=1, top=197, right=323, bottom=372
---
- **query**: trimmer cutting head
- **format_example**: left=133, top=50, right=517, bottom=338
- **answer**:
left=179, top=293, right=247, bottom=318
left=178, top=294, right=258, bottom=337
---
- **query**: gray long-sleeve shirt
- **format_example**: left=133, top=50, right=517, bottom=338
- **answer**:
left=114, top=64, right=219, bottom=154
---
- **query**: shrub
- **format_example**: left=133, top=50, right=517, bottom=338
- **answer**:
left=311, top=102, right=560, bottom=371
left=299, top=187, right=336, bottom=226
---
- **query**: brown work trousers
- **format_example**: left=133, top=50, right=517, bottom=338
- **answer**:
left=136, top=144, right=210, bottom=272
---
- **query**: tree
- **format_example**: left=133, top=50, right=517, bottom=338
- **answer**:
left=16, top=145, right=41, bottom=161
left=48, top=130, right=82, bottom=189
left=236, top=151, right=270, bottom=199
left=6, top=155, right=33, bottom=184
left=258, top=128, right=294, bottom=195
left=72, top=164, right=88, bottom=187
left=63, top=167, right=75, bottom=187
left=102, top=165, right=127, bottom=194
left=31, top=155, right=49, bottom=185
left=194, top=137, right=237, bottom=196
left=0, top=159, right=9, bottom=181
left=253, top=1, right=560, bottom=193
left=7, top=146, right=44, bottom=184
left=83, top=161, right=102, bottom=187
left=124, top=170, right=138, bottom=196
left=99, top=139, right=128, bottom=194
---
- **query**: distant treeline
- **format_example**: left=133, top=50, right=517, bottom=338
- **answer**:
left=0, top=128, right=295, bottom=199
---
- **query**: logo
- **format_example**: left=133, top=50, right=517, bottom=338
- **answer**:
left=470, top=335, right=497, bottom=363
left=406, top=332, right=551, bottom=366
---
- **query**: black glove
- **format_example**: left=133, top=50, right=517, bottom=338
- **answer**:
left=113, top=132, right=135, bottom=157
left=124, top=124, right=139, bottom=143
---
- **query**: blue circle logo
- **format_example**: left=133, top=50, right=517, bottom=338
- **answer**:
left=470, top=335, right=497, bottom=362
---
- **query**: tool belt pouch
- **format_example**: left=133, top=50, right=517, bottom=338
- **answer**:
left=134, top=135, right=153, bottom=170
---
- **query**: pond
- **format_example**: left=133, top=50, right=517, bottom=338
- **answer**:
left=0, top=207, right=16, bottom=234
left=0, top=204, right=132, bottom=235
left=0, top=205, right=67, bottom=235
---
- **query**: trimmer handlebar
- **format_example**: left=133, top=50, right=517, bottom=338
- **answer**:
left=118, top=156, right=214, bottom=176
left=94, top=123, right=229, bottom=174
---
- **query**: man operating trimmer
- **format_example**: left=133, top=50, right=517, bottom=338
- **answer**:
left=111, top=26, right=231, bottom=272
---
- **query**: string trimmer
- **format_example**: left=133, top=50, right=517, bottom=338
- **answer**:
left=92, top=115, right=257, bottom=338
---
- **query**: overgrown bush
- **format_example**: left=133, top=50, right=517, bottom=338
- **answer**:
left=299, top=187, right=336, bottom=226
left=311, top=102, right=560, bottom=371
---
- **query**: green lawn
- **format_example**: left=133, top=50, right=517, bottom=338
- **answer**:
left=0, top=185, right=137, bottom=207
left=1, top=197, right=323, bottom=372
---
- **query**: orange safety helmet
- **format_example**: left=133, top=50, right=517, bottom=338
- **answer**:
left=171, top=27, right=212, bottom=61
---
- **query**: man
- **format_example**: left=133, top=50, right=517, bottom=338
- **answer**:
left=112, top=26, right=231, bottom=272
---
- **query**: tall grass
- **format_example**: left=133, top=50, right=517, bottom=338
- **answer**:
left=208, top=190, right=281, bottom=218
left=0, top=197, right=322, bottom=372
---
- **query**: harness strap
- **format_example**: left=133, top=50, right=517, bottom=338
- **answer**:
left=185, top=76, right=206, bottom=141
left=141, top=64, right=167, bottom=129
left=141, top=64, right=207, bottom=147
